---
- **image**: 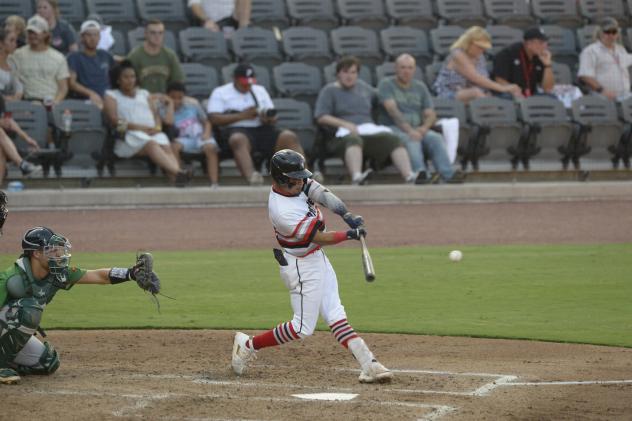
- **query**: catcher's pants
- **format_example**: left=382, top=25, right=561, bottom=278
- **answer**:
left=0, top=299, right=46, bottom=367
left=279, top=249, right=347, bottom=337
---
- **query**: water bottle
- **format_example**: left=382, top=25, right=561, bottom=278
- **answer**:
left=62, top=109, right=72, bottom=134
left=7, top=181, right=24, bottom=192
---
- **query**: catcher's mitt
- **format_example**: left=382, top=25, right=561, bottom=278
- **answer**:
left=129, top=252, right=160, bottom=295
left=0, top=190, right=7, bottom=235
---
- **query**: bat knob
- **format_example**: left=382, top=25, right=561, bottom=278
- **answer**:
left=365, top=274, right=375, bottom=282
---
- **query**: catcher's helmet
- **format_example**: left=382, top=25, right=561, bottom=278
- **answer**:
left=22, top=226, right=72, bottom=287
left=270, top=149, right=312, bottom=187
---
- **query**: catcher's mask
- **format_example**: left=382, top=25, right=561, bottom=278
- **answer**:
left=270, top=149, right=312, bottom=188
left=22, top=226, right=72, bottom=287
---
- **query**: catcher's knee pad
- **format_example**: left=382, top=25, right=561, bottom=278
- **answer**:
left=15, top=342, right=60, bottom=375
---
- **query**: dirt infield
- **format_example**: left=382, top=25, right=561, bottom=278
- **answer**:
left=3, top=200, right=632, bottom=420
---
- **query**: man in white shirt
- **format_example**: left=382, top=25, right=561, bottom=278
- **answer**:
left=188, top=0, right=251, bottom=36
left=207, top=63, right=304, bottom=185
left=578, top=17, right=632, bottom=101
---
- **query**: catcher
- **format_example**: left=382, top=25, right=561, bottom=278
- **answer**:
left=0, top=226, right=160, bottom=385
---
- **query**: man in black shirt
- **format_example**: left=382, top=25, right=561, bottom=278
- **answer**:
left=492, top=27, right=555, bottom=97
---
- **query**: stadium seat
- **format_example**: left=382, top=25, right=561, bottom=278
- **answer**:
left=579, top=0, right=629, bottom=26
left=285, top=0, right=339, bottom=30
left=330, top=26, right=384, bottom=69
left=374, top=62, right=425, bottom=84
left=56, top=0, right=87, bottom=27
left=424, top=62, right=443, bottom=93
left=323, top=61, right=373, bottom=85
left=531, top=0, right=583, bottom=29
left=221, top=63, right=274, bottom=95
left=518, top=96, right=575, bottom=168
left=468, top=97, right=528, bottom=170
left=182, top=63, right=219, bottom=101
left=136, top=0, right=190, bottom=32
left=569, top=96, right=624, bottom=169
left=384, top=0, right=438, bottom=30
left=380, top=26, right=433, bottom=68
left=615, top=96, right=632, bottom=168
left=230, top=27, right=284, bottom=73
left=109, top=29, right=127, bottom=57
left=281, top=27, right=333, bottom=67
left=551, top=62, right=573, bottom=85
left=486, top=25, right=523, bottom=57
left=436, top=0, right=487, bottom=28
left=128, top=26, right=179, bottom=56
left=272, top=98, right=317, bottom=155
left=541, top=25, right=579, bottom=71
left=86, top=0, right=139, bottom=32
left=272, top=62, right=323, bottom=108
left=0, top=1, right=34, bottom=23
left=51, top=100, right=106, bottom=169
left=432, top=97, right=474, bottom=165
left=179, top=27, right=231, bottom=70
left=482, top=0, right=536, bottom=30
left=250, top=0, right=290, bottom=30
left=336, top=0, right=390, bottom=30
left=576, top=25, right=598, bottom=51
left=429, top=26, right=464, bottom=60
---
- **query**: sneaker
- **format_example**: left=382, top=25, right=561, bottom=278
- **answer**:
left=415, top=172, right=440, bottom=185
left=358, top=360, right=393, bottom=384
left=312, top=170, right=325, bottom=184
left=0, top=367, right=20, bottom=385
left=351, top=169, right=373, bottom=186
left=404, top=171, right=419, bottom=184
left=20, top=161, right=42, bottom=177
left=231, top=332, right=256, bottom=375
left=174, top=168, right=192, bottom=188
left=249, top=171, right=264, bottom=186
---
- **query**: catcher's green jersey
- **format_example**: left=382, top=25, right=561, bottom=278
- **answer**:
left=0, top=257, right=86, bottom=307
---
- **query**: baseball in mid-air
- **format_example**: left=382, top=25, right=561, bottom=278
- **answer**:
left=449, top=250, right=463, bottom=262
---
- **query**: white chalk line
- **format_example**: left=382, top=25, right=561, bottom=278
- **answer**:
left=502, top=379, right=632, bottom=386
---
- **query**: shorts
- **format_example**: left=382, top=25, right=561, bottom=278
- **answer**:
left=220, top=125, right=280, bottom=162
left=331, top=132, right=403, bottom=169
left=176, top=136, right=219, bottom=153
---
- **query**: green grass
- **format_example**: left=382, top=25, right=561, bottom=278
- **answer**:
left=2, top=244, right=631, bottom=347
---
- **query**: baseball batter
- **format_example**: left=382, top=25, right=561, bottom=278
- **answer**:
left=0, top=226, right=160, bottom=385
left=231, top=149, right=393, bottom=383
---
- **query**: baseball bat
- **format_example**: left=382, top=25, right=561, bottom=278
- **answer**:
left=359, top=234, right=375, bottom=282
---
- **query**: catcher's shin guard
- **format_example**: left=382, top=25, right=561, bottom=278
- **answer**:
left=14, top=342, right=60, bottom=375
left=0, top=299, right=43, bottom=368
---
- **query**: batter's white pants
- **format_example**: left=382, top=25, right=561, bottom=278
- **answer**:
left=279, top=249, right=348, bottom=337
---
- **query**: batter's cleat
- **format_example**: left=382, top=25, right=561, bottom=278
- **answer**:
left=231, top=332, right=256, bottom=375
left=358, top=360, right=393, bottom=384
left=0, top=368, right=21, bottom=385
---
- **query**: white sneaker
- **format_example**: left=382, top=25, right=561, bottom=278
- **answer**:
left=351, top=169, right=373, bottom=185
left=404, top=171, right=419, bottom=184
left=20, top=161, right=42, bottom=178
left=312, top=170, right=325, bottom=184
left=249, top=171, right=264, bottom=186
left=231, top=332, right=256, bottom=375
left=358, top=360, right=393, bottom=383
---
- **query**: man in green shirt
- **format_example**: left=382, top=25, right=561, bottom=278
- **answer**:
left=127, top=20, right=184, bottom=94
left=377, top=54, right=462, bottom=184
left=0, top=226, right=159, bottom=385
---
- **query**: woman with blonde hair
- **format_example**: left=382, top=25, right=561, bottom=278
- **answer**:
left=36, top=0, right=78, bottom=55
left=4, top=16, right=26, bottom=48
left=434, top=26, right=522, bottom=103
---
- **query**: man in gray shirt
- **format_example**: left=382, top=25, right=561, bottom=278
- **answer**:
left=377, top=54, right=459, bottom=183
left=314, top=56, right=418, bottom=185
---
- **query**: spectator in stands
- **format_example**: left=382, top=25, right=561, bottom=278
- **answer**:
left=493, top=27, right=554, bottom=98
left=127, top=20, right=184, bottom=94
left=188, top=0, right=251, bottom=37
left=434, top=26, right=522, bottom=103
left=9, top=15, right=69, bottom=104
left=103, top=60, right=191, bottom=186
left=36, top=0, right=78, bottom=56
left=4, top=16, right=26, bottom=49
left=165, top=81, right=220, bottom=188
left=578, top=17, right=632, bottom=101
left=0, top=28, right=23, bottom=101
left=378, top=54, right=462, bottom=184
left=67, top=20, right=114, bottom=110
left=85, top=13, right=115, bottom=53
left=208, top=63, right=304, bottom=186
left=0, top=96, right=42, bottom=184
left=315, top=56, right=419, bottom=185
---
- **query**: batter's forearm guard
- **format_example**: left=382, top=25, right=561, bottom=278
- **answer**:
left=307, top=181, right=348, bottom=216
left=108, top=267, right=131, bottom=284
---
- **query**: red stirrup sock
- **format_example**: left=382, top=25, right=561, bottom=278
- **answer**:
left=329, top=319, right=358, bottom=348
left=252, top=321, right=300, bottom=350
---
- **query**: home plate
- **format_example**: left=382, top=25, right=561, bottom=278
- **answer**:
left=292, top=393, right=358, bottom=401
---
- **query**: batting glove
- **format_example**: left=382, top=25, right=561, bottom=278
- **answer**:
left=346, top=227, right=367, bottom=240
left=343, top=212, right=364, bottom=229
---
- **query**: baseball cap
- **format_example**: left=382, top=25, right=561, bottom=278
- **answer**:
left=473, top=38, right=492, bottom=50
left=80, top=20, right=101, bottom=34
left=26, top=15, right=49, bottom=34
left=599, top=17, right=619, bottom=32
left=523, top=27, right=548, bottom=42
left=233, top=63, right=256, bottom=79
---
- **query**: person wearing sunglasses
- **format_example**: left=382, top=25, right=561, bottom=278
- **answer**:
left=578, top=17, right=632, bottom=101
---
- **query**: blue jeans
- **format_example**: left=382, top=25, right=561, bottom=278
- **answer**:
left=391, top=127, right=454, bottom=180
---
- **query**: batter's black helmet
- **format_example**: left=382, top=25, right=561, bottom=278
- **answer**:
left=270, top=149, right=312, bottom=186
